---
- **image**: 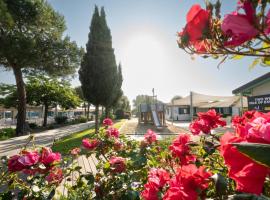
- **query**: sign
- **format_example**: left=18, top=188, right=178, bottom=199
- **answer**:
left=248, top=94, right=270, bottom=112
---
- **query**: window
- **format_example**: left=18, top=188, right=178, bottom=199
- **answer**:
left=178, top=108, right=190, bottom=114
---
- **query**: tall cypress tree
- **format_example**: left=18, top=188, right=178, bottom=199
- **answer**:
left=104, top=63, right=123, bottom=116
left=79, top=6, right=118, bottom=133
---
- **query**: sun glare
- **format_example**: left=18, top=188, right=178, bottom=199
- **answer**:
left=122, top=34, right=166, bottom=70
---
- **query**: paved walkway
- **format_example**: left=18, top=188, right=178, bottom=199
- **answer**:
left=0, top=121, right=94, bottom=157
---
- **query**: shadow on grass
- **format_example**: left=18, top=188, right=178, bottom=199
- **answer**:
left=51, top=120, right=125, bottom=155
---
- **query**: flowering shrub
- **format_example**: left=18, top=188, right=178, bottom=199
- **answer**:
left=1, top=112, right=270, bottom=199
left=177, top=0, right=270, bottom=67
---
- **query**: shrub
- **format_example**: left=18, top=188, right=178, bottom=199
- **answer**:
left=54, top=116, right=68, bottom=124
left=29, top=123, right=38, bottom=129
left=0, top=128, right=15, bottom=140
left=76, top=116, right=87, bottom=123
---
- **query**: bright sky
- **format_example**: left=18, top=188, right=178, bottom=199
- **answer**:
left=1, top=0, right=269, bottom=103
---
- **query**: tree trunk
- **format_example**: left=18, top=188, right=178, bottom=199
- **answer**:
left=43, top=103, right=48, bottom=127
left=95, top=105, right=99, bottom=134
left=105, top=107, right=110, bottom=118
left=83, top=102, right=87, bottom=117
left=87, top=102, right=90, bottom=120
left=13, top=66, right=26, bottom=136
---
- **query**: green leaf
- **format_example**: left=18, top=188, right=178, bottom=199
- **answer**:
left=211, top=173, right=227, bottom=195
left=232, top=143, right=270, bottom=167
left=104, top=162, right=110, bottom=169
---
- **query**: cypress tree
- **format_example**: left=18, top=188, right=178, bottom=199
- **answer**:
left=79, top=6, right=118, bottom=133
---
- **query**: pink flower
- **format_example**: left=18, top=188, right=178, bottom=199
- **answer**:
left=40, top=147, right=61, bottom=166
left=82, top=138, right=100, bottom=150
left=109, top=156, right=126, bottom=173
left=106, top=127, right=119, bottom=138
left=18, top=151, right=40, bottom=167
left=8, top=155, right=25, bottom=172
left=169, top=133, right=196, bottom=165
left=144, top=129, right=157, bottom=144
left=45, top=167, right=63, bottom=185
left=70, top=147, right=81, bottom=156
left=221, top=1, right=258, bottom=47
left=103, top=118, right=113, bottom=126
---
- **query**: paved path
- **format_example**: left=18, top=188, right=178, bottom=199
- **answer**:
left=0, top=121, right=94, bottom=157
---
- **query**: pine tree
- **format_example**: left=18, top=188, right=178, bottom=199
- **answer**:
left=79, top=6, right=119, bottom=133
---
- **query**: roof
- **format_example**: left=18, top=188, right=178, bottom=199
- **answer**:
left=232, top=72, right=270, bottom=94
left=168, top=92, right=247, bottom=108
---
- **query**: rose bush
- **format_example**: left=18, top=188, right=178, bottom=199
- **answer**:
left=1, top=112, right=270, bottom=199
left=177, top=0, right=270, bottom=67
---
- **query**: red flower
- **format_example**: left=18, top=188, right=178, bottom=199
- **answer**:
left=169, top=133, right=196, bottom=165
left=220, top=132, right=269, bottom=195
left=103, top=118, right=113, bottom=126
left=163, top=164, right=212, bottom=200
left=141, top=168, right=170, bottom=200
left=141, top=182, right=159, bottom=200
left=82, top=138, right=100, bottom=150
left=45, top=167, right=63, bottom=185
left=148, top=168, right=170, bottom=188
left=18, top=151, right=40, bottom=167
left=185, top=4, right=210, bottom=42
left=144, top=129, right=157, bottom=144
left=70, top=147, right=81, bottom=156
left=40, top=147, right=61, bottom=166
left=8, top=155, right=25, bottom=172
left=109, top=156, right=126, bottom=173
left=189, top=109, right=226, bottom=135
left=106, top=127, right=119, bottom=138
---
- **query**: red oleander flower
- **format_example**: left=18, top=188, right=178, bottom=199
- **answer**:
left=82, top=138, right=100, bottom=150
left=8, top=155, right=25, bottom=172
left=45, top=167, right=63, bottom=185
left=70, top=147, right=81, bottom=156
left=106, top=127, right=119, bottom=138
left=18, top=150, right=40, bottom=167
left=163, top=164, right=212, bottom=200
left=144, top=129, right=157, bottom=144
left=169, top=133, right=196, bottom=165
left=40, top=147, right=61, bottom=166
left=221, top=1, right=258, bottom=46
left=220, top=132, right=269, bottom=195
left=103, top=118, right=113, bottom=126
left=189, top=109, right=226, bottom=135
left=109, top=156, right=126, bottom=173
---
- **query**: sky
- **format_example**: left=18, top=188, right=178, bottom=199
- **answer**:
left=1, top=0, right=270, bottom=104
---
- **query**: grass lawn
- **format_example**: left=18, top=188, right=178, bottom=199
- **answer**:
left=52, top=120, right=126, bottom=155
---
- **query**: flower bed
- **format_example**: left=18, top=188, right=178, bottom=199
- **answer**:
left=1, top=113, right=270, bottom=199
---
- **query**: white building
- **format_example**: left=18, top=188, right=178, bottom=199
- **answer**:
left=166, top=92, right=247, bottom=121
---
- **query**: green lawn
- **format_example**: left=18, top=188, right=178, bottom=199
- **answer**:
left=52, top=120, right=125, bottom=155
